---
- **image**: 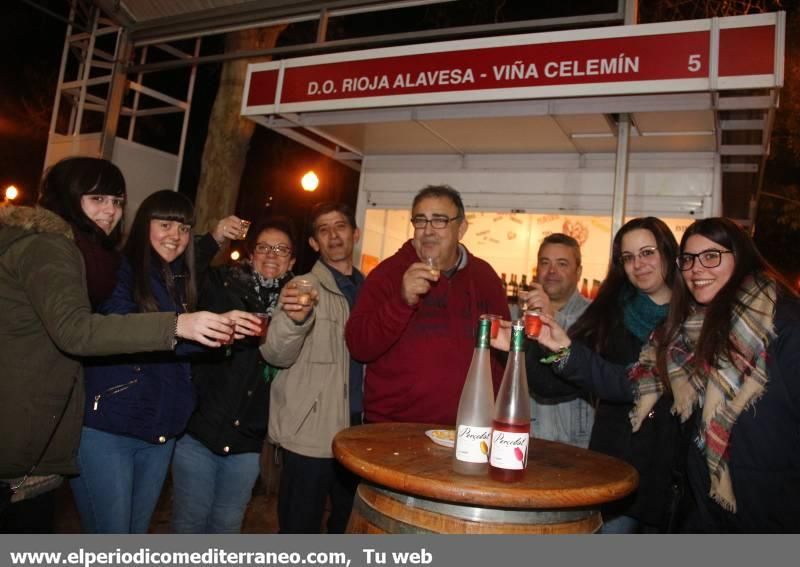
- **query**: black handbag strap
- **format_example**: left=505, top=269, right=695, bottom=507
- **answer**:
left=10, top=378, right=77, bottom=492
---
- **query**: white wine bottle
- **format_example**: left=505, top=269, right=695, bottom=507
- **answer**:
left=489, top=320, right=531, bottom=482
left=453, top=318, right=495, bottom=475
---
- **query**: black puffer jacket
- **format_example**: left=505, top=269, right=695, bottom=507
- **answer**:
left=186, top=262, right=290, bottom=455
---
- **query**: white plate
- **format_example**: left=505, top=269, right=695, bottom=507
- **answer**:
left=425, top=429, right=455, bottom=448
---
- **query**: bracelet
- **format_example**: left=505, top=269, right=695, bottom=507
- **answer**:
left=540, top=345, right=571, bottom=366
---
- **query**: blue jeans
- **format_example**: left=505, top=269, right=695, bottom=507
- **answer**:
left=70, top=427, right=174, bottom=533
left=170, top=434, right=261, bottom=533
left=599, top=514, right=640, bottom=534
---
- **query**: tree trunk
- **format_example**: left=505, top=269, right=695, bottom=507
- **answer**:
left=194, top=26, right=285, bottom=234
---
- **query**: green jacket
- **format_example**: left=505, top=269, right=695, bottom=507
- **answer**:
left=0, top=206, right=177, bottom=478
left=261, top=261, right=352, bottom=459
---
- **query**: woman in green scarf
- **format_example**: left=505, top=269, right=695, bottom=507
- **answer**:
left=525, top=217, right=681, bottom=533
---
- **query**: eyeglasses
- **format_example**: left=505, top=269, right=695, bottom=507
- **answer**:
left=85, top=195, right=125, bottom=208
left=254, top=243, right=292, bottom=257
left=410, top=215, right=461, bottom=229
left=677, top=249, right=733, bottom=271
left=620, top=246, right=658, bottom=266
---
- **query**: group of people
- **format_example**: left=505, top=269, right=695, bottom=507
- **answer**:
left=0, top=157, right=266, bottom=534
left=494, top=215, right=799, bottom=533
left=0, top=156, right=797, bottom=535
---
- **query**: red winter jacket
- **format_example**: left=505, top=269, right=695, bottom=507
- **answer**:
left=345, top=240, right=509, bottom=425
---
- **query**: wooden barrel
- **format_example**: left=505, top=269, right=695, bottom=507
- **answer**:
left=335, top=423, right=638, bottom=535
left=348, top=483, right=601, bottom=534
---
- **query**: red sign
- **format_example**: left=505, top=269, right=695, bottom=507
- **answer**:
left=244, top=15, right=780, bottom=113
left=718, top=25, right=775, bottom=77
left=247, top=69, right=279, bottom=108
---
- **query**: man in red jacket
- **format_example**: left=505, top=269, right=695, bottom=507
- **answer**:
left=345, top=185, right=509, bottom=425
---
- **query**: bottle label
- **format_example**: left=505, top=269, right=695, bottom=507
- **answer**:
left=455, top=425, right=491, bottom=463
left=489, top=430, right=529, bottom=470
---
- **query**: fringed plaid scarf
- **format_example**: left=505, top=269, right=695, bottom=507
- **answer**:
left=629, top=275, right=776, bottom=513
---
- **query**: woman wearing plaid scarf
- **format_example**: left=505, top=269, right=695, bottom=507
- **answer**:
left=628, top=218, right=800, bottom=532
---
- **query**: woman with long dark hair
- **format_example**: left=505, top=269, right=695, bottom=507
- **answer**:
left=70, top=190, right=259, bottom=534
left=630, top=218, right=800, bottom=532
left=38, top=157, right=127, bottom=307
left=510, top=217, right=680, bottom=532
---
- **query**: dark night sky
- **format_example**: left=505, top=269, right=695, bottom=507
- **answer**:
left=0, top=0, right=362, bottom=271
left=0, top=1, right=67, bottom=200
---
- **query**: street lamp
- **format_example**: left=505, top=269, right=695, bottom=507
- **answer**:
left=301, top=171, right=319, bottom=192
left=4, top=185, right=19, bottom=201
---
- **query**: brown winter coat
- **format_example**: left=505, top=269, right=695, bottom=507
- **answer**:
left=0, top=206, right=176, bottom=478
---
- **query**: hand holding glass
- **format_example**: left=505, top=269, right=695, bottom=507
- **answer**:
left=523, top=309, right=542, bottom=338
left=253, top=313, right=269, bottom=337
left=236, top=219, right=252, bottom=240
left=425, top=255, right=440, bottom=278
left=224, top=310, right=262, bottom=341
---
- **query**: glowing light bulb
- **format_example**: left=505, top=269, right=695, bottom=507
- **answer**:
left=301, top=171, right=319, bottom=192
left=4, top=185, right=19, bottom=200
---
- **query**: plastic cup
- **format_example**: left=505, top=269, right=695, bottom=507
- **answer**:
left=524, top=310, right=542, bottom=338
left=254, top=312, right=269, bottom=337
left=237, top=219, right=252, bottom=240
left=295, top=279, right=314, bottom=306
left=480, top=314, right=502, bottom=339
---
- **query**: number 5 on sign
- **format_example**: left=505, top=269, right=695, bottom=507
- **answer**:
left=688, top=54, right=702, bottom=72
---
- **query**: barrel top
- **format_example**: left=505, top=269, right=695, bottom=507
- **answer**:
left=333, top=423, right=638, bottom=509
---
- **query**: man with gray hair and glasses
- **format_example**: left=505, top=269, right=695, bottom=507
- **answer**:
left=346, top=185, right=509, bottom=425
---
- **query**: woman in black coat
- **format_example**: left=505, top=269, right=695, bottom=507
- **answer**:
left=525, top=217, right=682, bottom=533
left=171, top=217, right=297, bottom=533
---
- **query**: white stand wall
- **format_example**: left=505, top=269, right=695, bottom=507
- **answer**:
left=357, top=153, right=718, bottom=218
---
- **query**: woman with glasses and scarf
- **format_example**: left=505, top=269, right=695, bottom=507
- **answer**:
left=171, top=217, right=298, bottom=533
left=628, top=217, right=800, bottom=532
left=70, top=190, right=260, bottom=533
left=509, top=217, right=681, bottom=533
